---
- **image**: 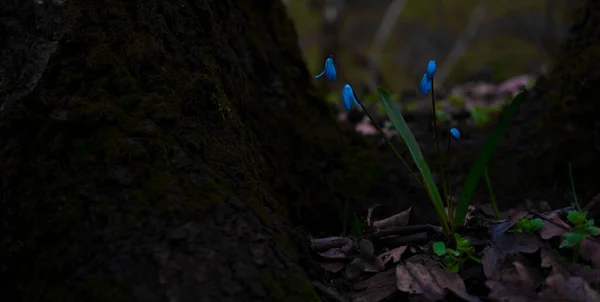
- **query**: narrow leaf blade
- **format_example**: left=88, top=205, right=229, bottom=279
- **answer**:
left=454, top=88, right=527, bottom=227
left=378, top=88, right=449, bottom=231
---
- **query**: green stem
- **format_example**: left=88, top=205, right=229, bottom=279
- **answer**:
left=573, top=241, right=581, bottom=262
left=483, top=166, right=500, bottom=220
left=358, top=102, right=423, bottom=187
left=332, top=57, right=422, bottom=187
left=446, top=134, right=454, bottom=224
left=431, top=84, right=449, bottom=211
left=568, top=161, right=581, bottom=211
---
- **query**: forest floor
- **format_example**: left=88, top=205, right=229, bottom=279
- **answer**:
left=300, top=74, right=600, bottom=301
left=306, top=199, right=600, bottom=301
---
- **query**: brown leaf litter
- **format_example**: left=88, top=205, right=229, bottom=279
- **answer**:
left=306, top=198, right=600, bottom=302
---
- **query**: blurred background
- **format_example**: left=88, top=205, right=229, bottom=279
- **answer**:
left=284, top=0, right=578, bottom=127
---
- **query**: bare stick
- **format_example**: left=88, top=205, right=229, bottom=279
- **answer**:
left=435, top=3, right=486, bottom=86
left=365, top=0, right=408, bottom=91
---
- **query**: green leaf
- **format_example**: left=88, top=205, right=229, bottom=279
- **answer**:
left=454, top=88, right=527, bottom=227
left=436, top=110, right=451, bottom=121
left=567, top=211, right=587, bottom=226
left=469, top=255, right=481, bottom=263
left=454, top=234, right=470, bottom=252
left=448, top=248, right=461, bottom=257
left=470, top=106, right=491, bottom=125
left=378, top=88, right=449, bottom=232
left=449, top=95, right=465, bottom=106
left=560, top=232, right=586, bottom=248
left=530, top=218, right=543, bottom=231
left=443, top=256, right=459, bottom=272
left=586, top=226, right=600, bottom=236
left=433, top=242, right=447, bottom=256
left=511, top=217, right=543, bottom=233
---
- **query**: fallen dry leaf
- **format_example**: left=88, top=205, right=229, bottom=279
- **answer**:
left=372, top=207, right=411, bottom=229
left=346, top=258, right=365, bottom=280
left=486, top=261, right=539, bottom=302
left=578, top=238, right=600, bottom=268
left=540, top=246, right=600, bottom=287
left=318, top=261, right=346, bottom=273
left=363, top=258, right=385, bottom=273
left=319, top=247, right=352, bottom=260
left=351, top=270, right=398, bottom=302
left=538, top=274, right=590, bottom=301
left=378, top=246, right=407, bottom=266
left=359, top=239, right=375, bottom=260
left=483, top=231, right=542, bottom=278
left=396, top=259, right=480, bottom=302
left=538, top=212, right=570, bottom=240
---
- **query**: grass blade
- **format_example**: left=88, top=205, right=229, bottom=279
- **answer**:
left=453, top=88, right=527, bottom=228
left=377, top=88, right=450, bottom=233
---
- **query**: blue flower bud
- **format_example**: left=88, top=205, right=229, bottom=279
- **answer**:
left=315, top=57, right=337, bottom=82
left=342, top=84, right=361, bottom=111
left=419, top=74, right=432, bottom=95
left=450, top=128, right=460, bottom=140
left=426, top=60, right=436, bottom=79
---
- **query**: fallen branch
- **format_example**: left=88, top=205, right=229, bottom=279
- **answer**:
left=310, top=236, right=351, bottom=252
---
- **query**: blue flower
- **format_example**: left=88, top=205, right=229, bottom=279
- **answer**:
left=342, top=84, right=361, bottom=111
left=419, top=74, right=432, bottom=95
left=450, top=128, right=460, bottom=140
left=315, top=57, right=337, bottom=82
left=426, top=60, right=436, bottom=79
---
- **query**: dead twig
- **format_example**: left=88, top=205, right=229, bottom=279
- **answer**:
left=364, top=224, right=442, bottom=242
left=366, top=204, right=381, bottom=226
left=378, top=232, right=430, bottom=248
left=365, top=0, right=408, bottom=91
left=310, top=236, right=351, bottom=252
left=372, top=207, right=411, bottom=229
left=436, top=3, right=486, bottom=86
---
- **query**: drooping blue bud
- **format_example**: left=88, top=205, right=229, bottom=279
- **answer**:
left=342, top=84, right=361, bottom=111
left=450, top=128, right=460, bottom=140
left=315, top=57, right=337, bottom=82
left=426, top=60, right=436, bottom=79
left=419, top=74, right=432, bottom=95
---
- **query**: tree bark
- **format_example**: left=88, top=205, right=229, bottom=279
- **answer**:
left=0, top=0, right=393, bottom=300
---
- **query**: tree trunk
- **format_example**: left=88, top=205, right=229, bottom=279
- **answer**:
left=462, top=0, right=600, bottom=212
left=0, top=0, right=406, bottom=300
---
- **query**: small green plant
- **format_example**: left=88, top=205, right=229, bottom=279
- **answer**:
left=433, top=234, right=480, bottom=272
left=559, top=211, right=599, bottom=260
left=314, top=56, right=525, bottom=236
left=436, top=110, right=451, bottom=121
left=509, top=216, right=543, bottom=233
left=558, top=162, right=599, bottom=261
left=469, top=106, right=491, bottom=125
left=448, top=95, right=465, bottom=106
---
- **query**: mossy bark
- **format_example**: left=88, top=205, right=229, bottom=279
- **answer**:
left=462, top=0, right=600, bottom=211
left=0, top=0, right=404, bottom=300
